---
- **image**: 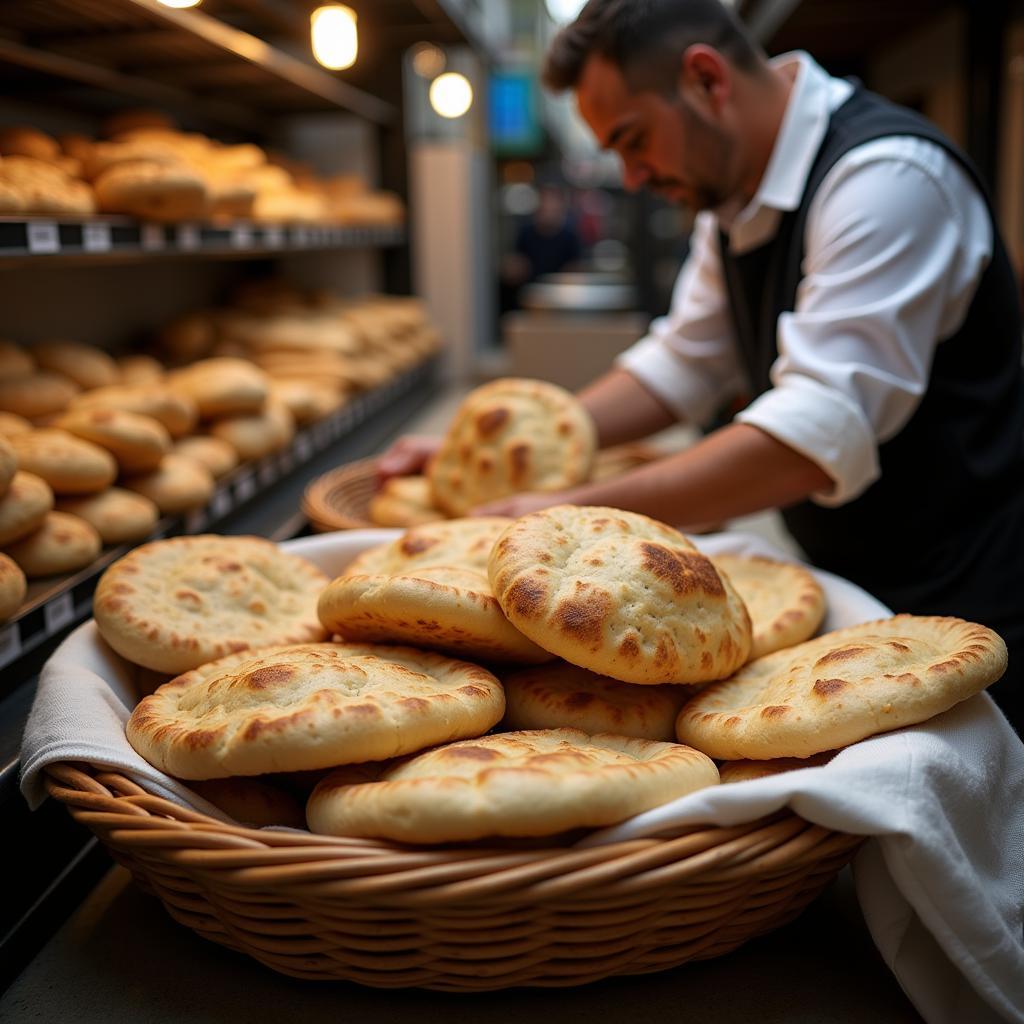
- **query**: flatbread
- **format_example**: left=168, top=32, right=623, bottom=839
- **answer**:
left=718, top=750, right=837, bottom=783
left=345, top=517, right=511, bottom=577
left=94, top=534, right=329, bottom=673
left=488, top=505, right=751, bottom=684
left=8, top=429, right=117, bottom=495
left=502, top=661, right=698, bottom=740
left=711, top=553, right=825, bottom=659
left=318, top=565, right=551, bottom=663
left=4, top=510, right=101, bottom=577
left=675, top=615, right=1007, bottom=759
left=307, top=728, right=719, bottom=842
left=369, top=475, right=444, bottom=527
left=126, top=642, right=505, bottom=778
left=429, top=378, right=596, bottom=516
left=53, top=408, right=171, bottom=473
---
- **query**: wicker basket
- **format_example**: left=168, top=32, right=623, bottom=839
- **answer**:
left=302, top=458, right=380, bottom=532
left=46, top=761, right=864, bottom=992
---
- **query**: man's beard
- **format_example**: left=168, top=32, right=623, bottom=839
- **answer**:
left=657, top=100, right=734, bottom=211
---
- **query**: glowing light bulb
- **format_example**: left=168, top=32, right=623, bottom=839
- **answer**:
left=429, top=72, right=473, bottom=119
left=157, top=0, right=202, bottom=8
left=311, top=5, right=358, bottom=71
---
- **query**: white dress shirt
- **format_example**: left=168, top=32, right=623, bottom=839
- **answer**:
left=617, top=51, right=993, bottom=506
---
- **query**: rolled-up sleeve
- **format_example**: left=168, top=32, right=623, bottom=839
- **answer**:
left=737, top=139, right=992, bottom=507
left=616, top=212, right=745, bottom=425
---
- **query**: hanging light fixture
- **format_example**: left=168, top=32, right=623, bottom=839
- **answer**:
left=311, top=5, right=358, bottom=71
left=429, top=72, right=473, bottom=119
left=157, top=0, right=202, bottom=8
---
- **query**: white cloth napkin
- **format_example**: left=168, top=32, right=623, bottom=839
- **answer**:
left=19, top=529, right=1024, bottom=1023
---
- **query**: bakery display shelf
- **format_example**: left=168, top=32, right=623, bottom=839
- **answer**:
left=0, top=355, right=439, bottom=696
left=0, top=0, right=395, bottom=127
left=0, top=217, right=405, bottom=266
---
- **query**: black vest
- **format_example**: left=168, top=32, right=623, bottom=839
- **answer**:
left=718, top=84, right=1024, bottom=640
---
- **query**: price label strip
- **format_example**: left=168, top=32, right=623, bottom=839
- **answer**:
left=82, top=222, right=112, bottom=253
left=44, top=592, right=76, bottom=634
left=27, top=221, right=60, bottom=254
left=0, top=624, right=21, bottom=668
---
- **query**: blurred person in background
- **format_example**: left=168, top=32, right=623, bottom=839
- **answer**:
left=381, top=0, right=1024, bottom=728
left=500, top=183, right=584, bottom=312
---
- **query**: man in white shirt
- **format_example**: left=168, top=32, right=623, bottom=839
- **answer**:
left=382, top=0, right=1024, bottom=727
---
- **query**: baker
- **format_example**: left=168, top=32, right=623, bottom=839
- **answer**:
left=381, top=0, right=1024, bottom=729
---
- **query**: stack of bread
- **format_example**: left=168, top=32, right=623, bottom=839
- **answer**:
left=366, top=379, right=658, bottom=527
left=0, top=288, right=439, bottom=602
left=0, top=120, right=405, bottom=226
left=109, top=381, right=1007, bottom=844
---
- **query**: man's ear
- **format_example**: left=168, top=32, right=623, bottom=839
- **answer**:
left=679, top=44, right=730, bottom=112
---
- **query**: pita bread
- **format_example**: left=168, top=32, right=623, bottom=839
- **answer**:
left=711, top=554, right=826, bottom=659
left=126, top=642, right=504, bottom=778
left=429, top=378, right=596, bottom=516
left=345, top=517, right=511, bottom=577
left=318, top=565, right=551, bottom=663
left=502, top=661, right=698, bottom=740
left=0, top=551, right=26, bottom=620
left=718, top=750, right=837, bottom=783
left=675, top=615, right=1007, bottom=759
left=53, top=408, right=171, bottom=473
left=307, top=728, right=719, bottom=843
left=94, top=534, right=329, bottom=673
left=368, top=475, right=444, bottom=527
left=488, top=506, right=751, bottom=684
left=0, top=471, right=53, bottom=545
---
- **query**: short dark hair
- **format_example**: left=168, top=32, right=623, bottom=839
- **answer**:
left=542, top=0, right=764, bottom=95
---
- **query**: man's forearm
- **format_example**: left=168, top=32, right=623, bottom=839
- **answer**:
left=577, top=368, right=679, bottom=447
left=559, top=422, right=834, bottom=527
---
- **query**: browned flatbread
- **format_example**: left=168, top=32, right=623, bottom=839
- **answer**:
left=676, top=616, right=1007, bottom=759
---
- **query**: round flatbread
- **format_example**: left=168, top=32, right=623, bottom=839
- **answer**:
left=318, top=565, right=552, bottom=663
left=0, top=551, right=27, bottom=620
left=502, top=661, right=698, bottom=741
left=589, top=443, right=660, bottom=482
left=171, top=436, right=238, bottom=479
left=0, top=411, right=31, bottom=437
left=0, top=435, right=15, bottom=497
left=675, top=615, right=1008, bottom=759
left=94, top=534, right=329, bottom=673
left=345, top=517, right=511, bottom=577
left=4, top=510, right=101, bottom=577
left=307, top=728, right=720, bottom=843
left=9, top=429, right=117, bottom=495
left=53, top=408, right=171, bottom=473
left=208, top=399, right=294, bottom=460
left=187, top=777, right=305, bottom=829
left=488, top=506, right=752, bottom=685
left=126, top=642, right=504, bottom=778
left=55, top=487, right=159, bottom=545
left=711, top=553, right=826, bottom=659
left=69, top=385, right=197, bottom=438
left=718, top=750, right=837, bottom=784
left=167, top=357, right=268, bottom=418
left=116, top=354, right=164, bottom=386
left=428, top=378, right=596, bottom=517
left=368, top=475, right=443, bottom=528
left=0, top=372, right=78, bottom=419
left=32, top=340, right=119, bottom=390
left=121, top=453, right=214, bottom=515
left=0, top=471, right=53, bottom=545
left=0, top=341, right=33, bottom=380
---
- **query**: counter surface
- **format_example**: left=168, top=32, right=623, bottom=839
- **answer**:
left=0, top=864, right=922, bottom=1022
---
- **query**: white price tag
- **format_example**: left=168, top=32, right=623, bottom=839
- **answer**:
left=141, top=224, right=165, bottom=250
left=82, top=222, right=111, bottom=252
left=27, top=221, right=59, bottom=254
left=184, top=509, right=208, bottom=534
left=0, top=624, right=21, bottom=666
left=44, top=592, right=75, bottom=634
left=211, top=488, right=233, bottom=519
left=291, top=226, right=311, bottom=247
left=263, top=225, right=285, bottom=248
left=177, top=224, right=200, bottom=250
left=294, top=435, right=314, bottom=462
left=231, top=224, right=254, bottom=249
left=235, top=472, right=257, bottom=502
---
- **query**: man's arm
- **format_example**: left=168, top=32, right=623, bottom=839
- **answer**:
left=577, top=367, right=680, bottom=447
left=476, top=422, right=832, bottom=524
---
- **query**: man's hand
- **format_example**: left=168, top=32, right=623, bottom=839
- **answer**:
left=376, top=435, right=441, bottom=482
left=472, top=491, right=568, bottom=518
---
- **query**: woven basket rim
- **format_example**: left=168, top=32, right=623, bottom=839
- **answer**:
left=45, top=761, right=864, bottom=902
